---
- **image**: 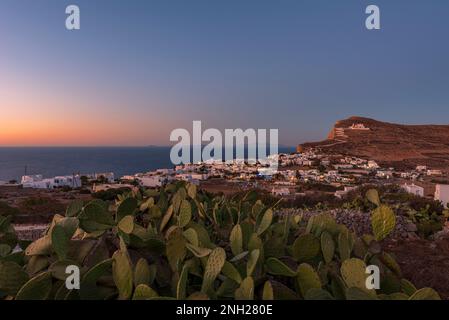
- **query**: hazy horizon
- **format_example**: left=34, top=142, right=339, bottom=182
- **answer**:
left=1, top=0, right=448, bottom=147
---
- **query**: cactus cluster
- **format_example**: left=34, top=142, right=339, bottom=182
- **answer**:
left=0, top=184, right=441, bottom=300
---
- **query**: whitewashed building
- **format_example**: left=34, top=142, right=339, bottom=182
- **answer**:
left=21, top=175, right=81, bottom=189
left=435, top=184, right=449, bottom=208
left=271, top=187, right=290, bottom=196
left=95, top=172, right=115, bottom=183
left=427, top=169, right=443, bottom=176
left=402, top=183, right=424, bottom=197
left=137, top=175, right=166, bottom=187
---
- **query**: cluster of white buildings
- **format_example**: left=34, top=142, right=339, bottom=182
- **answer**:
left=20, top=172, right=115, bottom=190
left=21, top=174, right=81, bottom=189
left=14, top=147, right=449, bottom=209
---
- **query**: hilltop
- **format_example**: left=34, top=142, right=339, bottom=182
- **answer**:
left=297, top=116, right=449, bottom=170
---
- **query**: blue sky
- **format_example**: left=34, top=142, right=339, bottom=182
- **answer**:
left=0, top=0, right=448, bottom=146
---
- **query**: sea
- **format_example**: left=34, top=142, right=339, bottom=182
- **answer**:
left=0, top=146, right=295, bottom=182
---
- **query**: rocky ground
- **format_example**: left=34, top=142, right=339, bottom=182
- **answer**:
left=385, top=237, right=449, bottom=300
left=278, top=208, right=419, bottom=240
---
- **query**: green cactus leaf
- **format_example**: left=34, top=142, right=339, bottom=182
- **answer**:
left=149, top=205, right=162, bottom=219
left=26, top=255, right=49, bottom=275
left=16, top=272, right=52, bottom=300
left=230, top=224, right=243, bottom=256
left=371, top=205, right=396, bottom=241
left=66, top=200, right=84, bottom=217
left=50, top=217, right=79, bottom=260
left=256, top=209, right=273, bottom=236
left=117, top=197, right=138, bottom=221
left=305, top=288, right=334, bottom=300
left=222, top=261, right=242, bottom=284
left=292, top=234, right=320, bottom=262
left=235, top=276, right=254, bottom=300
left=230, top=251, right=249, bottom=263
left=338, top=231, right=351, bottom=261
left=166, top=227, right=187, bottom=271
left=0, top=244, right=11, bottom=257
left=82, top=259, right=112, bottom=285
left=400, top=279, right=417, bottom=296
left=49, top=260, right=80, bottom=281
left=366, top=189, right=380, bottom=206
left=25, top=235, right=52, bottom=256
left=134, top=258, right=151, bottom=287
left=270, top=280, right=300, bottom=300
left=388, top=292, right=409, bottom=300
left=246, top=249, right=260, bottom=277
left=79, top=259, right=113, bottom=300
left=409, top=287, right=441, bottom=300
left=187, top=184, right=197, bottom=199
left=177, top=264, right=189, bottom=299
left=183, top=228, right=199, bottom=246
left=178, top=200, right=192, bottom=228
left=186, top=243, right=212, bottom=258
left=346, top=287, right=377, bottom=300
left=248, top=232, right=263, bottom=252
left=0, top=261, right=29, bottom=296
left=171, top=191, right=182, bottom=214
left=112, top=242, right=133, bottom=300
left=252, top=200, right=265, bottom=219
left=201, top=247, right=226, bottom=293
left=82, top=202, right=115, bottom=226
left=380, top=252, right=401, bottom=277
left=118, top=215, right=135, bottom=234
left=132, top=284, right=159, bottom=300
left=187, top=222, right=213, bottom=248
left=159, top=205, right=174, bottom=232
left=340, top=258, right=371, bottom=293
left=265, top=257, right=297, bottom=277
left=51, top=225, right=70, bottom=260
left=139, top=197, right=154, bottom=211
left=187, top=292, right=210, bottom=300
left=262, top=281, right=274, bottom=300
left=321, top=231, right=335, bottom=264
left=297, top=263, right=321, bottom=297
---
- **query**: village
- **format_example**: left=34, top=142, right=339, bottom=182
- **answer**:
left=9, top=146, right=449, bottom=209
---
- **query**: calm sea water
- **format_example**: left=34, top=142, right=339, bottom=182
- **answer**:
left=0, top=146, right=294, bottom=181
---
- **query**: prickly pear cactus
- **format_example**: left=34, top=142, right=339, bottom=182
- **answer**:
left=201, top=247, right=226, bottom=293
left=0, top=184, right=440, bottom=300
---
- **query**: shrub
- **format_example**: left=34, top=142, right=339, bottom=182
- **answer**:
left=92, top=187, right=132, bottom=201
left=0, top=201, right=19, bottom=216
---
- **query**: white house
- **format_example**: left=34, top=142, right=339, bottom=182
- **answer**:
left=95, top=172, right=115, bottom=183
left=334, top=186, right=357, bottom=199
left=427, top=169, right=442, bottom=176
left=402, top=183, right=424, bottom=197
left=416, top=165, right=427, bottom=172
left=271, top=187, right=290, bottom=196
left=367, top=161, right=379, bottom=169
left=435, top=184, right=449, bottom=208
left=137, top=175, right=166, bottom=187
left=349, top=123, right=370, bottom=130
left=21, top=175, right=81, bottom=189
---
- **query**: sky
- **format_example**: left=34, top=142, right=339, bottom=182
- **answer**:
left=0, top=0, right=448, bottom=147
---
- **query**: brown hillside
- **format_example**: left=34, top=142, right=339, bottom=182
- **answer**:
left=298, top=116, right=449, bottom=170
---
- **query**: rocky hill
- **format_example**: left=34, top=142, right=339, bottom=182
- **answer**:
left=298, top=116, right=449, bottom=170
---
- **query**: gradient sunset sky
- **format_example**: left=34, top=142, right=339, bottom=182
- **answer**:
left=1, top=0, right=448, bottom=146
